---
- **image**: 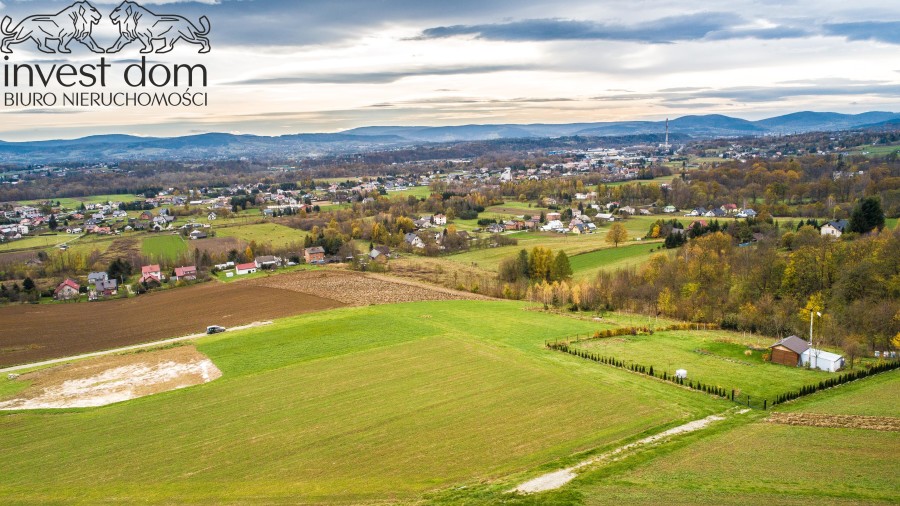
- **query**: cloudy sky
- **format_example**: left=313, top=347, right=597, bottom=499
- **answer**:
left=1, top=0, right=899, bottom=140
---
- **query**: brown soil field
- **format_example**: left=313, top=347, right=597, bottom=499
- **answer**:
left=0, top=282, right=343, bottom=368
left=0, top=345, right=220, bottom=409
left=190, top=236, right=247, bottom=256
left=249, top=269, right=488, bottom=306
left=767, top=412, right=900, bottom=432
left=0, top=250, right=39, bottom=267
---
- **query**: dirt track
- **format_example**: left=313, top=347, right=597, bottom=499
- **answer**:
left=0, top=282, right=343, bottom=368
left=767, top=412, right=900, bottom=432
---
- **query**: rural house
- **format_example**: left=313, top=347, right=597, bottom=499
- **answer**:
left=304, top=246, right=326, bottom=264
left=54, top=279, right=80, bottom=300
left=140, top=264, right=163, bottom=283
left=235, top=262, right=258, bottom=275
left=174, top=266, right=198, bottom=281
left=769, top=335, right=809, bottom=367
left=821, top=220, right=848, bottom=238
left=255, top=255, right=282, bottom=268
left=88, top=272, right=108, bottom=285
left=95, top=279, right=118, bottom=297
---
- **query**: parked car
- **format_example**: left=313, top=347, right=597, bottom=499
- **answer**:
left=206, top=325, right=226, bottom=334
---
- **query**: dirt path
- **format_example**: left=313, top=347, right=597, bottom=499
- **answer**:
left=512, top=410, right=745, bottom=494
left=0, top=321, right=271, bottom=374
left=767, top=412, right=900, bottom=432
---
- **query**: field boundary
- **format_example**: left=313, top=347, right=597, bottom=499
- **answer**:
left=0, top=321, right=272, bottom=374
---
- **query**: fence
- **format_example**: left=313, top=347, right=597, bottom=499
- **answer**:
left=547, top=340, right=900, bottom=410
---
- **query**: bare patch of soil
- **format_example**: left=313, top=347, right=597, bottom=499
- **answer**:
left=249, top=269, right=487, bottom=306
left=0, top=346, right=220, bottom=410
left=767, top=412, right=900, bottom=432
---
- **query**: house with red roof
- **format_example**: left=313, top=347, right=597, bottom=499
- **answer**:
left=140, top=264, right=163, bottom=283
left=54, top=279, right=80, bottom=300
left=174, top=266, right=197, bottom=281
left=235, top=262, right=257, bottom=275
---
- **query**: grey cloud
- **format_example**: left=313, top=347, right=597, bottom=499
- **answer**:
left=824, top=21, right=900, bottom=45
left=227, top=64, right=533, bottom=85
left=417, top=13, right=737, bottom=43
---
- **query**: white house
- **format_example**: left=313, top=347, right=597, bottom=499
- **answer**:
left=821, top=220, right=848, bottom=238
left=800, top=348, right=845, bottom=372
left=541, top=220, right=564, bottom=232
left=235, top=262, right=257, bottom=275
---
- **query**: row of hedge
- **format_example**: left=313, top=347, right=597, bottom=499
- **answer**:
left=548, top=341, right=900, bottom=410
left=772, top=360, right=900, bottom=406
left=555, top=322, right=721, bottom=345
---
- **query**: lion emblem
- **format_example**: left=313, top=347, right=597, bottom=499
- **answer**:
left=1, top=1, right=105, bottom=54
left=107, top=1, right=210, bottom=54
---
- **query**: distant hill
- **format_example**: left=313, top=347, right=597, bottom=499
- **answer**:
left=1, top=111, right=898, bottom=163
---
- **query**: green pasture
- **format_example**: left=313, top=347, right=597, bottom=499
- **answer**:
left=214, top=223, right=306, bottom=249
left=0, top=234, right=71, bottom=252
left=569, top=243, right=665, bottom=279
left=572, top=329, right=839, bottom=402
left=0, top=300, right=723, bottom=504
left=141, top=235, right=188, bottom=262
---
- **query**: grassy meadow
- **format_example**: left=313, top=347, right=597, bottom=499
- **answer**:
left=0, top=300, right=725, bottom=504
left=141, top=235, right=188, bottom=262
left=214, top=223, right=307, bottom=249
left=571, top=329, right=840, bottom=401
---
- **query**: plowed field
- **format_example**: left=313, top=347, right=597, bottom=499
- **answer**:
left=0, top=282, right=343, bottom=367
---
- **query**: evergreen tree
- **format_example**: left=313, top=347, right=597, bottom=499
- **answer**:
left=849, top=196, right=885, bottom=234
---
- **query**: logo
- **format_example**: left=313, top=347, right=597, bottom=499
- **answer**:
left=1, top=1, right=211, bottom=54
left=107, top=1, right=210, bottom=54
left=1, top=1, right=104, bottom=54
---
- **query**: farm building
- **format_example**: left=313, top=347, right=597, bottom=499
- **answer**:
left=235, top=262, right=257, bottom=275
left=305, top=246, right=326, bottom=264
left=769, top=335, right=809, bottom=367
left=54, top=279, right=80, bottom=300
left=801, top=348, right=845, bottom=372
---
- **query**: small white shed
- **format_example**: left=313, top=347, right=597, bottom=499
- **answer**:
left=800, top=348, right=844, bottom=372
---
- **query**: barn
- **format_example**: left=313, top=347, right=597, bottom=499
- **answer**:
left=769, top=335, right=809, bottom=367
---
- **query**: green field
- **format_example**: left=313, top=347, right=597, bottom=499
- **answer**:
left=389, top=186, right=433, bottom=199
left=19, top=194, right=142, bottom=209
left=572, top=329, right=838, bottom=402
left=777, top=368, right=900, bottom=417
left=215, top=223, right=306, bottom=249
left=0, top=234, right=71, bottom=252
left=576, top=418, right=899, bottom=505
left=569, top=243, right=665, bottom=279
left=141, top=235, right=188, bottom=262
left=0, top=300, right=724, bottom=504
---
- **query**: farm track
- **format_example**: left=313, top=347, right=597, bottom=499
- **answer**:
left=767, top=412, right=900, bottom=432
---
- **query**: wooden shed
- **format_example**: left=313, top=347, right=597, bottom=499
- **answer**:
left=769, top=335, right=810, bottom=367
